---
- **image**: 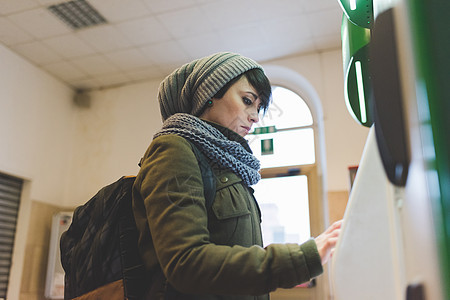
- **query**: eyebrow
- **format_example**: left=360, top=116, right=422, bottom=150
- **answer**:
left=245, top=91, right=258, bottom=100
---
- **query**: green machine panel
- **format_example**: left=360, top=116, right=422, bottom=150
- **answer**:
left=408, top=0, right=450, bottom=296
left=337, top=0, right=374, bottom=28
left=339, top=0, right=374, bottom=127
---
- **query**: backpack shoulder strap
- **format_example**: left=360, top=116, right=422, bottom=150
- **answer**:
left=188, top=141, right=216, bottom=210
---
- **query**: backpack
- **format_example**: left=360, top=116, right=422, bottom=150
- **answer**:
left=60, top=143, right=216, bottom=300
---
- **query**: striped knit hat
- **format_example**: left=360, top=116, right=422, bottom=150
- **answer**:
left=158, top=52, right=263, bottom=121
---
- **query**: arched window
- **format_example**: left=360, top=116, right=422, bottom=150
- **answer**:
left=250, top=86, right=316, bottom=246
left=253, top=65, right=327, bottom=299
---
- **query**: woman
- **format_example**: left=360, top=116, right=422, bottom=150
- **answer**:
left=132, top=52, right=341, bottom=299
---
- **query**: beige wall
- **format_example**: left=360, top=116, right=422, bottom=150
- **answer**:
left=1, top=43, right=367, bottom=299
left=64, top=80, right=163, bottom=207
left=0, top=44, right=75, bottom=300
left=327, top=191, right=349, bottom=224
left=0, top=44, right=75, bottom=206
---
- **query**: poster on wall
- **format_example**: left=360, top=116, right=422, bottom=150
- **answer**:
left=45, top=212, right=73, bottom=299
left=348, top=165, right=359, bottom=190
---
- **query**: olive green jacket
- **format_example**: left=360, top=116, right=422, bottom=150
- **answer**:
left=132, top=128, right=323, bottom=299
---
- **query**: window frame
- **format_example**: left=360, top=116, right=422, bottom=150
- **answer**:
left=251, top=76, right=328, bottom=299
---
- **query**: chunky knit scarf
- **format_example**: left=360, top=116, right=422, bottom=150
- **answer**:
left=154, top=113, right=261, bottom=186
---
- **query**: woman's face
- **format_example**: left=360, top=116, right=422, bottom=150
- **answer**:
left=200, top=76, right=261, bottom=137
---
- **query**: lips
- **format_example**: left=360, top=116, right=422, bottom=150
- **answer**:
left=241, top=126, right=251, bottom=135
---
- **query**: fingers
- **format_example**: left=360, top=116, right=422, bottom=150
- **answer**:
left=330, top=248, right=336, bottom=258
left=323, top=220, right=342, bottom=238
left=327, top=236, right=339, bottom=248
left=334, top=219, right=343, bottom=228
left=314, top=220, right=343, bottom=265
left=326, top=219, right=343, bottom=233
left=329, top=228, right=341, bottom=239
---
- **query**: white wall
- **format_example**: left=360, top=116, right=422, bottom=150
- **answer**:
left=0, top=44, right=75, bottom=205
left=64, top=80, right=163, bottom=207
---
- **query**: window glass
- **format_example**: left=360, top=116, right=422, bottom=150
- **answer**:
left=255, top=86, right=313, bottom=130
left=253, top=175, right=311, bottom=246
left=248, top=128, right=315, bottom=168
left=250, top=85, right=316, bottom=249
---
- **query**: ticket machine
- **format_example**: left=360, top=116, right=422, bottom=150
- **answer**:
left=331, top=1, right=450, bottom=299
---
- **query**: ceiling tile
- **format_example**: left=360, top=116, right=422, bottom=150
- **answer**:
left=0, top=17, right=34, bottom=45
left=283, top=37, right=317, bottom=55
left=302, top=0, right=340, bottom=12
left=43, top=61, right=87, bottom=81
left=313, top=33, right=341, bottom=51
left=195, top=0, right=224, bottom=3
left=116, top=16, right=171, bottom=46
left=156, top=7, right=212, bottom=39
left=306, top=8, right=342, bottom=38
left=0, top=0, right=40, bottom=16
left=204, top=0, right=302, bottom=23
left=13, top=40, right=62, bottom=65
left=262, top=15, right=312, bottom=44
left=0, top=0, right=344, bottom=90
left=7, top=7, right=72, bottom=39
left=140, top=40, right=191, bottom=73
left=235, top=47, right=273, bottom=63
left=37, top=0, right=63, bottom=5
left=69, top=77, right=102, bottom=90
left=95, top=72, right=132, bottom=87
left=143, top=0, right=197, bottom=14
left=43, top=34, right=97, bottom=59
left=177, top=32, right=227, bottom=58
left=200, top=0, right=259, bottom=28
left=218, top=24, right=269, bottom=55
left=104, top=48, right=154, bottom=71
left=89, top=0, right=150, bottom=22
left=76, top=24, right=133, bottom=52
left=260, top=37, right=316, bottom=60
left=125, top=66, right=166, bottom=81
left=71, top=54, right=120, bottom=76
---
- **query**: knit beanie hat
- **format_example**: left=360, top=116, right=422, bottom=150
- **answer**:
left=158, top=52, right=263, bottom=121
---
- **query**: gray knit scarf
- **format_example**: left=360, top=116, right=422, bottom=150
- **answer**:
left=153, top=113, right=261, bottom=186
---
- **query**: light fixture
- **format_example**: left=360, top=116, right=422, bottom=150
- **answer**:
left=355, top=61, right=367, bottom=123
left=341, top=16, right=373, bottom=127
left=48, top=0, right=107, bottom=30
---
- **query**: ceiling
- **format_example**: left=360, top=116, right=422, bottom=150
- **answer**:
left=0, top=0, right=343, bottom=91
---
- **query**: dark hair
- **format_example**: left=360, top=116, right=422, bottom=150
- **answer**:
left=213, top=68, right=272, bottom=113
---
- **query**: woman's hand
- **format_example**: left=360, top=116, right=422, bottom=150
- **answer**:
left=314, top=220, right=342, bottom=265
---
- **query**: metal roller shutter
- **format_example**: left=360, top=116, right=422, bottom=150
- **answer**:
left=0, top=173, right=23, bottom=299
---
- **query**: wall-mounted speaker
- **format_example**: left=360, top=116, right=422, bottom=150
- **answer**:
left=73, top=89, right=91, bottom=108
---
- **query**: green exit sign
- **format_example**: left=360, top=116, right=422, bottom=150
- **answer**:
left=261, top=139, right=274, bottom=155
left=253, top=126, right=276, bottom=134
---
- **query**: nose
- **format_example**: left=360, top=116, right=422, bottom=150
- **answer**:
left=249, top=108, right=259, bottom=123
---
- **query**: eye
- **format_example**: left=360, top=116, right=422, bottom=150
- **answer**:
left=243, top=97, right=253, bottom=105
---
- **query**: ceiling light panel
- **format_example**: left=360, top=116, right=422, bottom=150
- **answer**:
left=48, top=0, right=107, bottom=30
